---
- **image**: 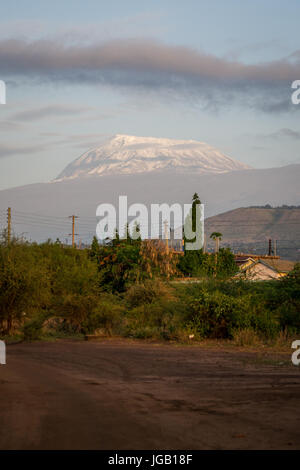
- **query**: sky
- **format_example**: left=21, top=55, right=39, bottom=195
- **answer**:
left=0, top=0, right=299, bottom=190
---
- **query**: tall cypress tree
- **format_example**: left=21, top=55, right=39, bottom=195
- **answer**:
left=192, top=192, right=201, bottom=234
left=179, top=193, right=205, bottom=276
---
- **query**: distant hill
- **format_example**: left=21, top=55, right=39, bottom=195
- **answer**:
left=205, top=206, right=300, bottom=261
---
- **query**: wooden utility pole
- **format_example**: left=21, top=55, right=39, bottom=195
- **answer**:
left=7, top=207, right=11, bottom=244
left=163, top=219, right=170, bottom=278
left=163, top=220, right=169, bottom=255
left=69, top=215, right=78, bottom=248
left=268, top=238, right=272, bottom=256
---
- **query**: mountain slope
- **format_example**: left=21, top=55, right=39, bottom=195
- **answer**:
left=205, top=206, right=300, bottom=260
left=56, top=134, right=250, bottom=180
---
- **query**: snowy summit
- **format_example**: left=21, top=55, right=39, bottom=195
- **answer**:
left=55, top=134, right=250, bottom=181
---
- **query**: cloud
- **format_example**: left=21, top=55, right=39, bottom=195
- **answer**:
left=0, top=38, right=298, bottom=82
left=0, top=143, right=46, bottom=158
left=0, top=38, right=299, bottom=112
left=36, top=132, right=109, bottom=149
left=273, top=128, right=300, bottom=139
left=10, top=104, right=93, bottom=121
left=0, top=120, right=24, bottom=131
left=259, top=128, right=300, bottom=140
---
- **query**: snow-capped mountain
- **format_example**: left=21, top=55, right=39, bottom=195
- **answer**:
left=55, top=134, right=250, bottom=181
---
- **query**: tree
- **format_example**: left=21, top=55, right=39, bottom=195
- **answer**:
left=97, top=226, right=142, bottom=292
left=178, top=203, right=236, bottom=278
left=215, top=247, right=237, bottom=278
left=191, top=193, right=201, bottom=233
left=0, top=241, right=51, bottom=334
left=89, top=236, right=100, bottom=260
left=210, top=232, right=223, bottom=253
left=179, top=193, right=206, bottom=277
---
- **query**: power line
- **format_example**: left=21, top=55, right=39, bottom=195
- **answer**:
left=5, top=209, right=300, bottom=229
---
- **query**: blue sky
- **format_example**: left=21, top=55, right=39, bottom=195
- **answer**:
left=0, top=0, right=299, bottom=189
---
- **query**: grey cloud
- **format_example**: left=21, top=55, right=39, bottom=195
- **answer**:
left=0, top=143, right=46, bottom=158
left=274, top=128, right=300, bottom=139
left=11, top=104, right=93, bottom=121
left=0, top=38, right=299, bottom=81
left=38, top=133, right=108, bottom=149
left=0, top=120, right=24, bottom=131
left=71, top=141, right=106, bottom=150
left=260, top=128, right=300, bottom=140
left=0, top=38, right=299, bottom=112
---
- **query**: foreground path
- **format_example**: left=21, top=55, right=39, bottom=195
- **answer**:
left=0, top=339, right=299, bottom=449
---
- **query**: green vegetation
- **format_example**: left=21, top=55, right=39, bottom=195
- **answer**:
left=178, top=193, right=237, bottom=278
left=0, top=194, right=299, bottom=345
left=0, top=232, right=299, bottom=345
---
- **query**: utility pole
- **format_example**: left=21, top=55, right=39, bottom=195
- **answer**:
left=7, top=207, right=11, bottom=244
left=163, top=219, right=169, bottom=255
left=268, top=238, right=272, bottom=256
left=274, top=239, right=277, bottom=257
left=69, top=215, right=78, bottom=248
left=163, top=219, right=170, bottom=278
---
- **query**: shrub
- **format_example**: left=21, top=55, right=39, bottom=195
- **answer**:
left=187, top=290, right=247, bottom=338
left=232, top=328, right=262, bottom=347
left=22, top=314, right=46, bottom=341
left=86, top=300, right=125, bottom=336
left=0, top=241, right=50, bottom=334
left=123, top=299, right=183, bottom=340
left=275, top=300, right=300, bottom=334
left=1, top=234, right=298, bottom=343
left=124, top=280, right=175, bottom=308
left=186, top=288, right=279, bottom=339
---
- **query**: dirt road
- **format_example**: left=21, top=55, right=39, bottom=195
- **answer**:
left=0, top=339, right=299, bottom=449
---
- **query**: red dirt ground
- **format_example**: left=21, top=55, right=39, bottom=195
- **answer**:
left=0, top=339, right=299, bottom=450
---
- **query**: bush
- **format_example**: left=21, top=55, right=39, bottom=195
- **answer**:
left=86, top=299, right=125, bottom=335
left=0, top=241, right=50, bottom=334
left=185, top=288, right=280, bottom=339
left=187, top=290, right=246, bottom=338
left=275, top=300, right=300, bottom=334
left=124, top=299, right=183, bottom=340
left=1, top=234, right=299, bottom=344
left=0, top=238, right=101, bottom=337
left=177, top=248, right=238, bottom=279
left=22, top=314, right=46, bottom=341
left=124, top=280, right=175, bottom=308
